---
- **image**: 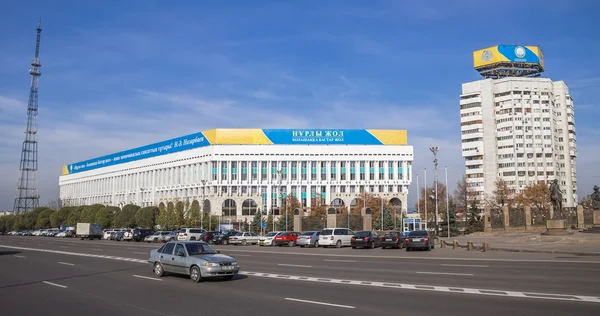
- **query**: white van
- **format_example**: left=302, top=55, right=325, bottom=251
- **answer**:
left=318, top=228, right=354, bottom=248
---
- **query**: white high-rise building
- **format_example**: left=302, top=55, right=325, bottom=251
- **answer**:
left=461, top=45, right=577, bottom=207
left=460, top=78, right=578, bottom=206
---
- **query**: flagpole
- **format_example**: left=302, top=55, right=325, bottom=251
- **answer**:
left=445, top=166, right=450, bottom=238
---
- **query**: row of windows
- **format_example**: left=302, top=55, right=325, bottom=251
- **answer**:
left=61, top=160, right=412, bottom=197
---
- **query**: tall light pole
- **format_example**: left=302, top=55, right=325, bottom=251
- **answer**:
left=445, top=166, right=450, bottom=238
left=380, top=196, right=384, bottom=231
left=424, top=169, right=427, bottom=230
left=201, top=179, right=207, bottom=230
left=430, top=146, right=440, bottom=236
left=277, top=169, right=283, bottom=231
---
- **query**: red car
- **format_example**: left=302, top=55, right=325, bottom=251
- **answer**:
left=273, top=232, right=300, bottom=246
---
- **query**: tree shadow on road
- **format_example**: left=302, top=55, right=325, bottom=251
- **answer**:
left=0, top=250, right=21, bottom=256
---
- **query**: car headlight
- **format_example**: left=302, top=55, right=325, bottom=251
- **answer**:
left=202, top=262, right=220, bottom=267
left=231, top=262, right=238, bottom=266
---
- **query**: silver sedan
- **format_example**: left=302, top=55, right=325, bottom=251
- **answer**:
left=148, top=241, right=240, bottom=282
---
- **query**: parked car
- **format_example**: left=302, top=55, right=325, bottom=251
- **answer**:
left=296, top=231, right=320, bottom=247
left=229, top=232, right=260, bottom=245
left=129, top=228, right=154, bottom=242
left=177, top=228, right=206, bottom=241
left=319, top=228, right=354, bottom=248
left=273, top=232, right=300, bottom=246
left=146, top=231, right=172, bottom=243
left=213, top=230, right=240, bottom=245
left=405, top=230, right=434, bottom=251
left=258, top=231, right=282, bottom=246
left=199, top=231, right=219, bottom=244
left=351, top=231, right=381, bottom=249
left=148, top=241, right=239, bottom=282
left=380, top=230, right=405, bottom=249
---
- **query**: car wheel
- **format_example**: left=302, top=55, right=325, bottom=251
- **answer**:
left=190, top=266, right=203, bottom=283
left=314, top=241, right=319, bottom=248
left=352, top=246, right=356, bottom=249
left=370, top=242, right=375, bottom=249
left=190, top=237, right=196, bottom=241
left=242, top=240, right=247, bottom=246
left=406, top=247, right=411, bottom=251
left=288, top=241, right=294, bottom=247
left=222, top=240, right=228, bottom=245
left=153, top=262, right=165, bottom=277
left=208, top=240, right=213, bottom=245
left=335, top=240, right=342, bottom=248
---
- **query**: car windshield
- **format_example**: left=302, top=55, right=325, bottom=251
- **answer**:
left=384, top=231, right=399, bottom=237
left=409, top=231, right=428, bottom=237
left=185, top=243, right=219, bottom=255
left=234, top=232, right=244, bottom=236
left=321, top=229, right=333, bottom=235
left=265, top=232, right=278, bottom=237
left=355, top=231, right=370, bottom=237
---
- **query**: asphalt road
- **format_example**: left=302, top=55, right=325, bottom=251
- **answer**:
left=1, top=236, right=599, bottom=316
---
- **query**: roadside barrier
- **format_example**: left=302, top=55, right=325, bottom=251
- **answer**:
left=438, top=239, right=489, bottom=252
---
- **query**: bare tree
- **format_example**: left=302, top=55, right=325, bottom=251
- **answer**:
left=488, top=178, right=515, bottom=209
left=453, top=176, right=472, bottom=213
left=47, top=200, right=60, bottom=210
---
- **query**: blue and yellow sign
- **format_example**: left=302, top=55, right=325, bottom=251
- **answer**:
left=62, top=129, right=408, bottom=175
left=473, top=45, right=544, bottom=70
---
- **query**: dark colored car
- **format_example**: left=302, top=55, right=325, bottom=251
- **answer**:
left=380, top=230, right=405, bottom=249
left=405, top=230, right=434, bottom=251
left=132, top=228, right=154, bottom=242
left=351, top=231, right=381, bottom=249
left=213, top=230, right=240, bottom=245
left=273, top=232, right=300, bottom=246
left=199, top=231, right=219, bottom=244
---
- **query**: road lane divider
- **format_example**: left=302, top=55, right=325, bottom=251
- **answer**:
left=278, top=264, right=312, bottom=268
left=416, top=272, right=475, bottom=276
left=13, top=255, right=26, bottom=258
left=284, top=298, right=355, bottom=309
left=133, top=275, right=162, bottom=281
left=239, top=271, right=600, bottom=304
left=42, top=281, right=67, bottom=288
left=2, top=244, right=600, bottom=304
left=324, top=259, right=357, bottom=263
left=58, top=262, right=75, bottom=266
left=441, top=264, right=489, bottom=268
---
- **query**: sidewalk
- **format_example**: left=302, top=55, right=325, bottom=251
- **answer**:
left=441, top=230, right=600, bottom=256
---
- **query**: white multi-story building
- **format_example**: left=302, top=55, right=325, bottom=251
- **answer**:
left=59, top=128, right=414, bottom=222
left=460, top=77, right=578, bottom=206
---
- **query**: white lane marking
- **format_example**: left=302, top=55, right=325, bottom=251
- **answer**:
left=241, top=271, right=600, bottom=304
left=133, top=252, right=147, bottom=255
left=202, top=248, right=600, bottom=264
left=325, top=259, right=357, bottom=263
left=90, top=248, right=102, bottom=251
left=284, top=298, right=355, bottom=309
left=417, top=272, right=474, bottom=276
left=232, top=254, right=251, bottom=257
left=278, top=264, right=312, bottom=268
left=58, top=262, right=74, bottom=266
left=133, top=275, right=162, bottom=281
left=441, top=264, right=489, bottom=268
left=3, top=244, right=600, bottom=305
left=59, top=246, right=69, bottom=249
left=42, top=281, right=68, bottom=288
left=13, top=255, right=26, bottom=258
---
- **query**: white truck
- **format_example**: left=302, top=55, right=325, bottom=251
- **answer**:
left=76, top=223, right=103, bottom=240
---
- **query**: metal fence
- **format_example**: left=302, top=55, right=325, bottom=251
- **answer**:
left=336, top=215, right=363, bottom=231
left=490, top=208, right=504, bottom=229
left=509, top=209, right=525, bottom=227
left=302, top=217, right=325, bottom=231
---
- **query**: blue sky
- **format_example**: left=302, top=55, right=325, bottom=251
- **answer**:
left=1, top=0, right=599, bottom=211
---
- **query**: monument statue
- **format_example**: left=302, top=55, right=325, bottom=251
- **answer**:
left=549, top=179, right=563, bottom=219
left=591, top=185, right=600, bottom=210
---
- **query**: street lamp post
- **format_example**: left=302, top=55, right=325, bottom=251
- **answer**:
left=201, top=179, right=207, bottom=230
left=445, top=166, right=450, bottom=238
left=430, top=146, right=440, bottom=236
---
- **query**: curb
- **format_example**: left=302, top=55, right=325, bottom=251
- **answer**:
left=490, top=247, right=600, bottom=257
